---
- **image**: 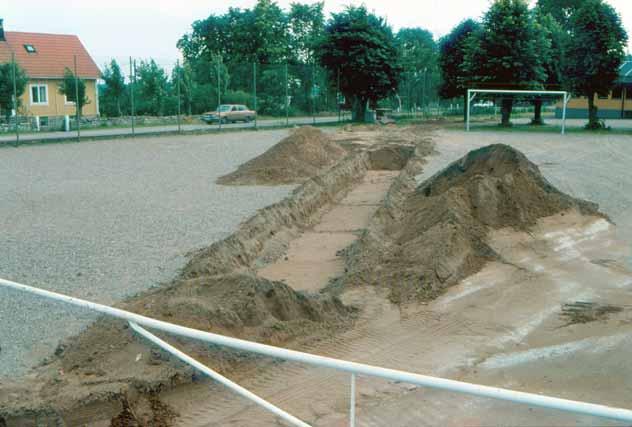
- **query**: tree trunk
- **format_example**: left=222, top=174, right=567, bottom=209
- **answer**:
left=352, top=97, right=368, bottom=122
left=587, top=93, right=600, bottom=129
left=532, top=98, right=544, bottom=125
left=117, top=99, right=122, bottom=117
left=500, top=98, right=513, bottom=127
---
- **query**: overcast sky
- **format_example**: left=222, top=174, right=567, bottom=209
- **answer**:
left=4, top=0, right=632, bottom=70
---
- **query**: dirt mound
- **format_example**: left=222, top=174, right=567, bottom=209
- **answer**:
left=217, top=126, right=347, bottom=185
left=341, top=144, right=604, bottom=303
left=0, top=274, right=353, bottom=425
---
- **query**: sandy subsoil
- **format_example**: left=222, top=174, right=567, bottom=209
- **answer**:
left=0, top=125, right=433, bottom=426
left=258, top=171, right=398, bottom=292
left=162, top=213, right=632, bottom=427
left=158, top=132, right=632, bottom=427
left=4, top=126, right=630, bottom=426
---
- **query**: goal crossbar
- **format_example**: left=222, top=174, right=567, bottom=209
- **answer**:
left=466, top=89, right=571, bottom=134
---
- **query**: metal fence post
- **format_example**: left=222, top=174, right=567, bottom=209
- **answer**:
left=337, top=67, right=341, bottom=123
left=253, top=61, right=257, bottom=129
left=129, top=57, right=136, bottom=137
left=285, top=62, right=289, bottom=127
left=311, top=64, right=316, bottom=125
left=11, top=52, right=19, bottom=146
left=350, top=373, right=356, bottom=427
left=74, top=55, right=80, bottom=142
left=176, top=59, right=182, bottom=133
left=217, top=54, right=222, bottom=131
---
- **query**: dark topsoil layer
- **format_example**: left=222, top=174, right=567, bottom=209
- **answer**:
left=217, top=126, right=347, bottom=185
left=339, top=143, right=605, bottom=303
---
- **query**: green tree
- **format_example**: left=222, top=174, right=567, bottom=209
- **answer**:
left=438, top=19, right=480, bottom=121
left=172, top=63, right=194, bottom=115
left=288, top=2, right=325, bottom=63
left=532, top=10, right=567, bottom=124
left=319, top=6, right=400, bottom=121
left=135, top=59, right=169, bottom=116
left=58, top=68, right=90, bottom=118
left=565, top=0, right=628, bottom=129
left=0, top=62, right=28, bottom=120
left=536, top=0, right=586, bottom=29
left=101, top=60, right=126, bottom=117
left=396, top=28, right=438, bottom=112
left=463, top=0, right=546, bottom=126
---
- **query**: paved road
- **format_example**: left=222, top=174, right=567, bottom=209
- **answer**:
left=0, top=116, right=340, bottom=144
left=0, top=129, right=296, bottom=377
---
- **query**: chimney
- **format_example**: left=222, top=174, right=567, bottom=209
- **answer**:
left=0, top=19, right=4, bottom=41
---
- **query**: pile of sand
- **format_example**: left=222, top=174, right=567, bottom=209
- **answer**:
left=0, top=273, right=353, bottom=424
left=217, top=126, right=347, bottom=185
left=342, top=144, right=604, bottom=303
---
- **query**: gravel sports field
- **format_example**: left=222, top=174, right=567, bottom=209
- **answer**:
left=0, top=130, right=295, bottom=377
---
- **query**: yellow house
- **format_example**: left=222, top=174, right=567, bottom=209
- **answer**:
left=556, top=60, right=632, bottom=119
left=0, top=20, right=100, bottom=127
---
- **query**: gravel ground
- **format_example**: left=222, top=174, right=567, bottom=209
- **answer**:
left=423, top=130, right=632, bottom=267
left=0, top=130, right=294, bottom=377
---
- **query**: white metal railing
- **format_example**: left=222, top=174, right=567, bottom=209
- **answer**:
left=3, top=276, right=632, bottom=426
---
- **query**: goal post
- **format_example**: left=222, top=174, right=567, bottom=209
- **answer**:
left=466, top=89, right=571, bottom=135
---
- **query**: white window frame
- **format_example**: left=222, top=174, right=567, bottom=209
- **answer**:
left=30, top=84, right=49, bottom=106
left=64, top=95, right=75, bottom=105
left=466, top=89, right=570, bottom=135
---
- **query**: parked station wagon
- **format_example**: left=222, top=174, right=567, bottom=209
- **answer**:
left=201, top=104, right=256, bottom=124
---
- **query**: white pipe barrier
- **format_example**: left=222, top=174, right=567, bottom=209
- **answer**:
left=129, top=322, right=311, bottom=427
left=3, top=277, right=632, bottom=423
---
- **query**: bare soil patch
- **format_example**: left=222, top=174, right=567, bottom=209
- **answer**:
left=339, top=144, right=605, bottom=303
left=217, top=126, right=347, bottom=185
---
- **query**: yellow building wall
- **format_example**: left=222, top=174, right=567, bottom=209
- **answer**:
left=19, top=78, right=99, bottom=118
left=556, top=92, right=629, bottom=111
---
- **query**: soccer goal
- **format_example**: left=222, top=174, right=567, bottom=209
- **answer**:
left=466, top=89, right=572, bottom=135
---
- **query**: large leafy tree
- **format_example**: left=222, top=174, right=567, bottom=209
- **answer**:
left=536, top=0, right=586, bottom=29
left=101, top=59, right=126, bottom=117
left=463, top=0, right=546, bottom=126
left=0, top=62, right=28, bottom=120
left=438, top=19, right=480, bottom=120
left=59, top=68, right=90, bottom=118
left=135, top=59, right=170, bottom=116
left=396, top=28, right=438, bottom=111
left=565, top=0, right=628, bottom=129
left=288, top=2, right=324, bottom=63
left=319, top=6, right=400, bottom=121
left=531, top=10, right=567, bottom=124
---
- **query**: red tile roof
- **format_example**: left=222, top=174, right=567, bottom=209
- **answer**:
left=0, top=31, right=100, bottom=79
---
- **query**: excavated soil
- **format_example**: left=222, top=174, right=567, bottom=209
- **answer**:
left=1, top=125, right=433, bottom=426
left=217, top=126, right=347, bottom=185
left=0, top=132, right=370, bottom=426
left=339, top=144, right=605, bottom=303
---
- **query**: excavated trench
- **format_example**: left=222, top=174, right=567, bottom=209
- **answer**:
left=0, top=128, right=424, bottom=426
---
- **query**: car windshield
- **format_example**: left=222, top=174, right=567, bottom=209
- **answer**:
left=218, top=105, right=232, bottom=112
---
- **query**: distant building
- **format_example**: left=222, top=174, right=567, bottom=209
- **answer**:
left=0, top=19, right=100, bottom=126
left=556, top=59, right=632, bottom=119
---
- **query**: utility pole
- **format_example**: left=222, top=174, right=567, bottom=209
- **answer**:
left=130, top=57, right=136, bottom=136
left=74, top=55, right=80, bottom=142
left=11, top=52, right=19, bottom=146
